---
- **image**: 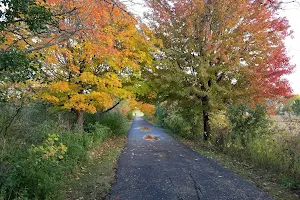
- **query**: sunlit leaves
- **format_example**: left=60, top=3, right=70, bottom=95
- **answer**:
left=38, top=0, right=155, bottom=118
left=130, top=100, right=155, bottom=116
left=30, top=134, right=67, bottom=160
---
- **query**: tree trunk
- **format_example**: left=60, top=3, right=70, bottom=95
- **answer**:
left=202, top=96, right=210, bottom=140
left=76, top=110, right=84, bottom=133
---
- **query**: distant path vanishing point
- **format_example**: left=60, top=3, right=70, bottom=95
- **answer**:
left=109, top=117, right=272, bottom=200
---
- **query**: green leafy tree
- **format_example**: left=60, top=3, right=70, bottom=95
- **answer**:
left=146, top=0, right=293, bottom=140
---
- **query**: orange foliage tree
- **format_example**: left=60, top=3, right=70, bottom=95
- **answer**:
left=37, top=0, right=154, bottom=131
left=130, top=101, right=155, bottom=117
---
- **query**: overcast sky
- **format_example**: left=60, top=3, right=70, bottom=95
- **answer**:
left=124, top=0, right=300, bottom=94
left=279, top=2, right=300, bottom=94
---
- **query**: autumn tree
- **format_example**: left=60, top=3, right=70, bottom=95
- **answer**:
left=130, top=100, right=155, bottom=116
left=146, top=0, right=294, bottom=140
left=0, top=0, right=78, bottom=81
left=38, top=0, right=154, bottom=131
left=0, top=0, right=83, bottom=107
left=0, top=0, right=51, bottom=96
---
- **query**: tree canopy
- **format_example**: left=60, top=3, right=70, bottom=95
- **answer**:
left=145, top=0, right=294, bottom=139
left=0, top=0, right=295, bottom=135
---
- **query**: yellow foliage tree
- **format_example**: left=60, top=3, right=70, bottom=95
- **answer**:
left=38, top=0, right=154, bottom=131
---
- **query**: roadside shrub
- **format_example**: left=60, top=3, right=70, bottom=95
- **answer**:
left=125, top=111, right=134, bottom=121
left=227, top=104, right=270, bottom=147
left=292, top=99, right=300, bottom=116
left=98, top=111, right=128, bottom=136
left=155, top=103, right=167, bottom=127
left=0, top=99, right=129, bottom=200
left=88, top=123, right=113, bottom=142
left=84, top=112, right=99, bottom=131
left=84, top=111, right=129, bottom=135
left=164, top=112, right=192, bottom=138
left=223, top=104, right=300, bottom=189
left=0, top=101, right=76, bottom=140
left=210, top=110, right=231, bottom=150
left=0, top=127, right=93, bottom=199
left=154, top=102, right=200, bottom=139
left=2, top=134, right=68, bottom=199
left=248, top=133, right=300, bottom=179
left=59, top=131, right=90, bottom=171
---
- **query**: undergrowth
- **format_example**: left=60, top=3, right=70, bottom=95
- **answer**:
left=0, top=102, right=129, bottom=200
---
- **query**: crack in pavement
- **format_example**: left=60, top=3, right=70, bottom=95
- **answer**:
left=166, top=174, right=182, bottom=200
left=190, top=173, right=203, bottom=200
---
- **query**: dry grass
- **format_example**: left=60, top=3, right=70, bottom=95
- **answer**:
left=272, top=115, right=300, bottom=136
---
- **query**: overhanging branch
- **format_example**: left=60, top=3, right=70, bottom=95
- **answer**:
left=99, top=99, right=123, bottom=114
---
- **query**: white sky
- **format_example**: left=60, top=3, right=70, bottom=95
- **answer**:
left=124, top=0, right=300, bottom=94
left=279, top=2, right=300, bottom=94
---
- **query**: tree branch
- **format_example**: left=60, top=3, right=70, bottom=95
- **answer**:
left=99, top=100, right=122, bottom=114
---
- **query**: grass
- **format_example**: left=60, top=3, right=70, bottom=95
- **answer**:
left=167, top=131, right=299, bottom=200
left=64, top=135, right=127, bottom=200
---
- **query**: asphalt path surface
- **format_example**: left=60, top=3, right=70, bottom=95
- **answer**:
left=109, top=117, right=273, bottom=200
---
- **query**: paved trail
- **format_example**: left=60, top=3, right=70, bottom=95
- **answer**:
left=109, top=117, right=272, bottom=200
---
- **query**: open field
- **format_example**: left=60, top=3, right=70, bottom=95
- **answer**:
left=271, top=115, right=300, bottom=135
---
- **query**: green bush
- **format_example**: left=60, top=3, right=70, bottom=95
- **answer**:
left=163, top=112, right=193, bottom=138
left=155, top=102, right=167, bottom=127
left=292, top=99, right=300, bottom=116
left=0, top=121, right=114, bottom=199
left=154, top=102, right=200, bottom=139
left=84, top=112, right=100, bottom=131
left=88, top=123, right=113, bottom=142
left=59, top=131, right=90, bottom=171
left=210, top=110, right=231, bottom=150
left=0, top=99, right=131, bottom=200
left=227, top=104, right=270, bottom=147
left=224, top=104, right=300, bottom=189
left=248, top=133, right=300, bottom=181
left=98, top=112, right=128, bottom=136
left=0, top=101, right=76, bottom=139
left=125, top=111, right=134, bottom=121
left=84, top=111, right=129, bottom=135
left=2, top=134, right=68, bottom=199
